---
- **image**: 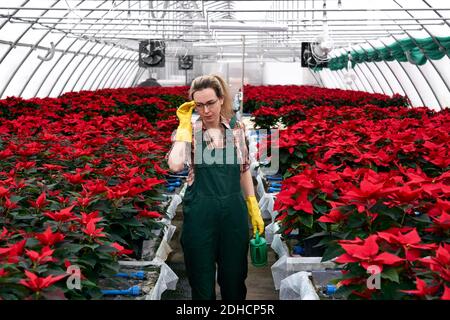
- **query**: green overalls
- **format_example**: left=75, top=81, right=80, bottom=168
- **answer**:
left=181, top=117, right=249, bottom=300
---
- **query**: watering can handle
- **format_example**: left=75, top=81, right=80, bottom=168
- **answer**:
left=255, top=230, right=260, bottom=244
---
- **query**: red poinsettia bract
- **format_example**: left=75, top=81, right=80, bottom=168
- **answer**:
left=335, top=235, right=404, bottom=271
left=19, top=270, right=67, bottom=292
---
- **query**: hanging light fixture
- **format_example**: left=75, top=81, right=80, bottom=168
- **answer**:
left=310, top=0, right=334, bottom=63
left=344, top=48, right=356, bottom=86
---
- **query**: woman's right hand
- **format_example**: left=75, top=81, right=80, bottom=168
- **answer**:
left=175, top=101, right=196, bottom=142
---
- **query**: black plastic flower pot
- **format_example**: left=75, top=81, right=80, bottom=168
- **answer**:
left=130, top=238, right=144, bottom=260
left=303, top=236, right=325, bottom=257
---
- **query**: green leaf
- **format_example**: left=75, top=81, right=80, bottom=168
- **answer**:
left=78, top=278, right=96, bottom=289
left=26, top=168, right=38, bottom=174
left=97, top=245, right=116, bottom=254
left=59, top=243, right=98, bottom=254
left=321, top=241, right=345, bottom=262
left=146, top=195, right=167, bottom=202
left=118, top=204, right=138, bottom=214
left=101, top=262, right=121, bottom=275
left=45, top=183, right=59, bottom=190
left=347, top=214, right=366, bottom=228
left=10, top=196, right=25, bottom=203
left=315, top=237, right=332, bottom=247
left=287, top=207, right=297, bottom=216
left=62, top=244, right=85, bottom=254
left=314, top=203, right=329, bottom=214
left=410, top=214, right=431, bottom=224
left=0, top=293, right=20, bottom=300
left=120, top=218, right=144, bottom=227
left=108, top=233, right=128, bottom=245
left=78, top=256, right=97, bottom=269
left=299, top=214, right=314, bottom=229
left=294, top=149, right=304, bottom=159
left=304, top=231, right=330, bottom=240
left=9, top=213, right=36, bottom=221
left=35, top=265, right=49, bottom=274
left=25, top=238, right=40, bottom=248
left=279, top=152, right=290, bottom=164
left=378, top=206, right=403, bottom=221
left=317, top=193, right=328, bottom=201
left=381, top=268, right=400, bottom=283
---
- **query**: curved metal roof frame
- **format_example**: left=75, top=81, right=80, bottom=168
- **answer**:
left=306, top=0, right=450, bottom=110
left=0, top=0, right=449, bottom=110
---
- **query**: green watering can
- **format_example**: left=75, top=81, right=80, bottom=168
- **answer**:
left=250, top=231, right=268, bottom=267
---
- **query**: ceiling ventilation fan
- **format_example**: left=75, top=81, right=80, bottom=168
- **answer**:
left=310, top=28, right=334, bottom=64
left=139, top=40, right=165, bottom=68
left=310, top=0, right=334, bottom=64
left=178, top=55, right=194, bottom=70
left=301, top=0, right=334, bottom=68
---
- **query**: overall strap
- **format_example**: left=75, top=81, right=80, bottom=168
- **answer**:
left=229, top=114, right=237, bottom=129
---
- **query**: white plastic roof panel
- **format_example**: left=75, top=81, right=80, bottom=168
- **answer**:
left=354, top=64, right=375, bottom=93
left=375, top=61, right=405, bottom=96
left=386, top=60, right=424, bottom=107
left=0, top=0, right=448, bottom=109
left=71, top=54, right=96, bottom=91
left=418, top=61, right=450, bottom=107
left=432, top=55, right=450, bottom=87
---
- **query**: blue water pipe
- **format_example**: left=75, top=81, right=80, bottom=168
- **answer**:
left=115, top=271, right=145, bottom=280
left=292, top=245, right=305, bottom=255
left=101, top=285, right=141, bottom=296
left=325, top=284, right=337, bottom=295
left=269, top=182, right=282, bottom=188
left=267, top=187, right=281, bottom=193
left=177, top=168, right=189, bottom=176
left=167, top=168, right=189, bottom=178
left=166, top=181, right=181, bottom=187
left=266, top=175, right=283, bottom=181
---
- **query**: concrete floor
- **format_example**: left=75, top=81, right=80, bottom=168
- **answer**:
left=161, top=210, right=279, bottom=300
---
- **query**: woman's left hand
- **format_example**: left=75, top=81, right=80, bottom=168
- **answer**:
left=245, top=196, right=265, bottom=237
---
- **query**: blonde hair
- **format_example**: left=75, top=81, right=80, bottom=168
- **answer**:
left=189, top=74, right=234, bottom=119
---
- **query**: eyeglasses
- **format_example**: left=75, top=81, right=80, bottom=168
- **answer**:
left=195, top=99, right=219, bottom=110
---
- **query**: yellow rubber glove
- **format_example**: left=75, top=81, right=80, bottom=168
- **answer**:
left=246, top=195, right=265, bottom=237
left=174, top=101, right=196, bottom=142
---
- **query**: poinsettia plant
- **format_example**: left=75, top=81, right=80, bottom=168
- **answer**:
left=243, top=85, right=409, bottom=113
left=333, top=230, right=449, bottom=300
left=264, top=88, right=448, bottom=299
left=278, top=104, right=307, bottom=127
left=251, top=106, right=280, bottom=129
left=0, top=86, right=190, bottom=299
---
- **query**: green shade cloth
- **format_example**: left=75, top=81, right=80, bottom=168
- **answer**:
left=316, top=36, right=450, bottom=71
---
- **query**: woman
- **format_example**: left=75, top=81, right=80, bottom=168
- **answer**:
left=166, top=74, right=264, bottom=300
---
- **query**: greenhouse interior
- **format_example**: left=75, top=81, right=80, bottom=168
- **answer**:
left=0, top=0, right=449, bottom=304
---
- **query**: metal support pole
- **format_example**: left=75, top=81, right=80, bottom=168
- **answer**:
left=365, top=41, right=408, bottom=97
left=355, top=45, right=395, bottom=95
left=94, top=49, right=131, bottom=90
left=0, top=0, right=60, bottom=98
left=29, top=0, right=129, bottom=97
left=378, top=38, right=426, bottom=107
